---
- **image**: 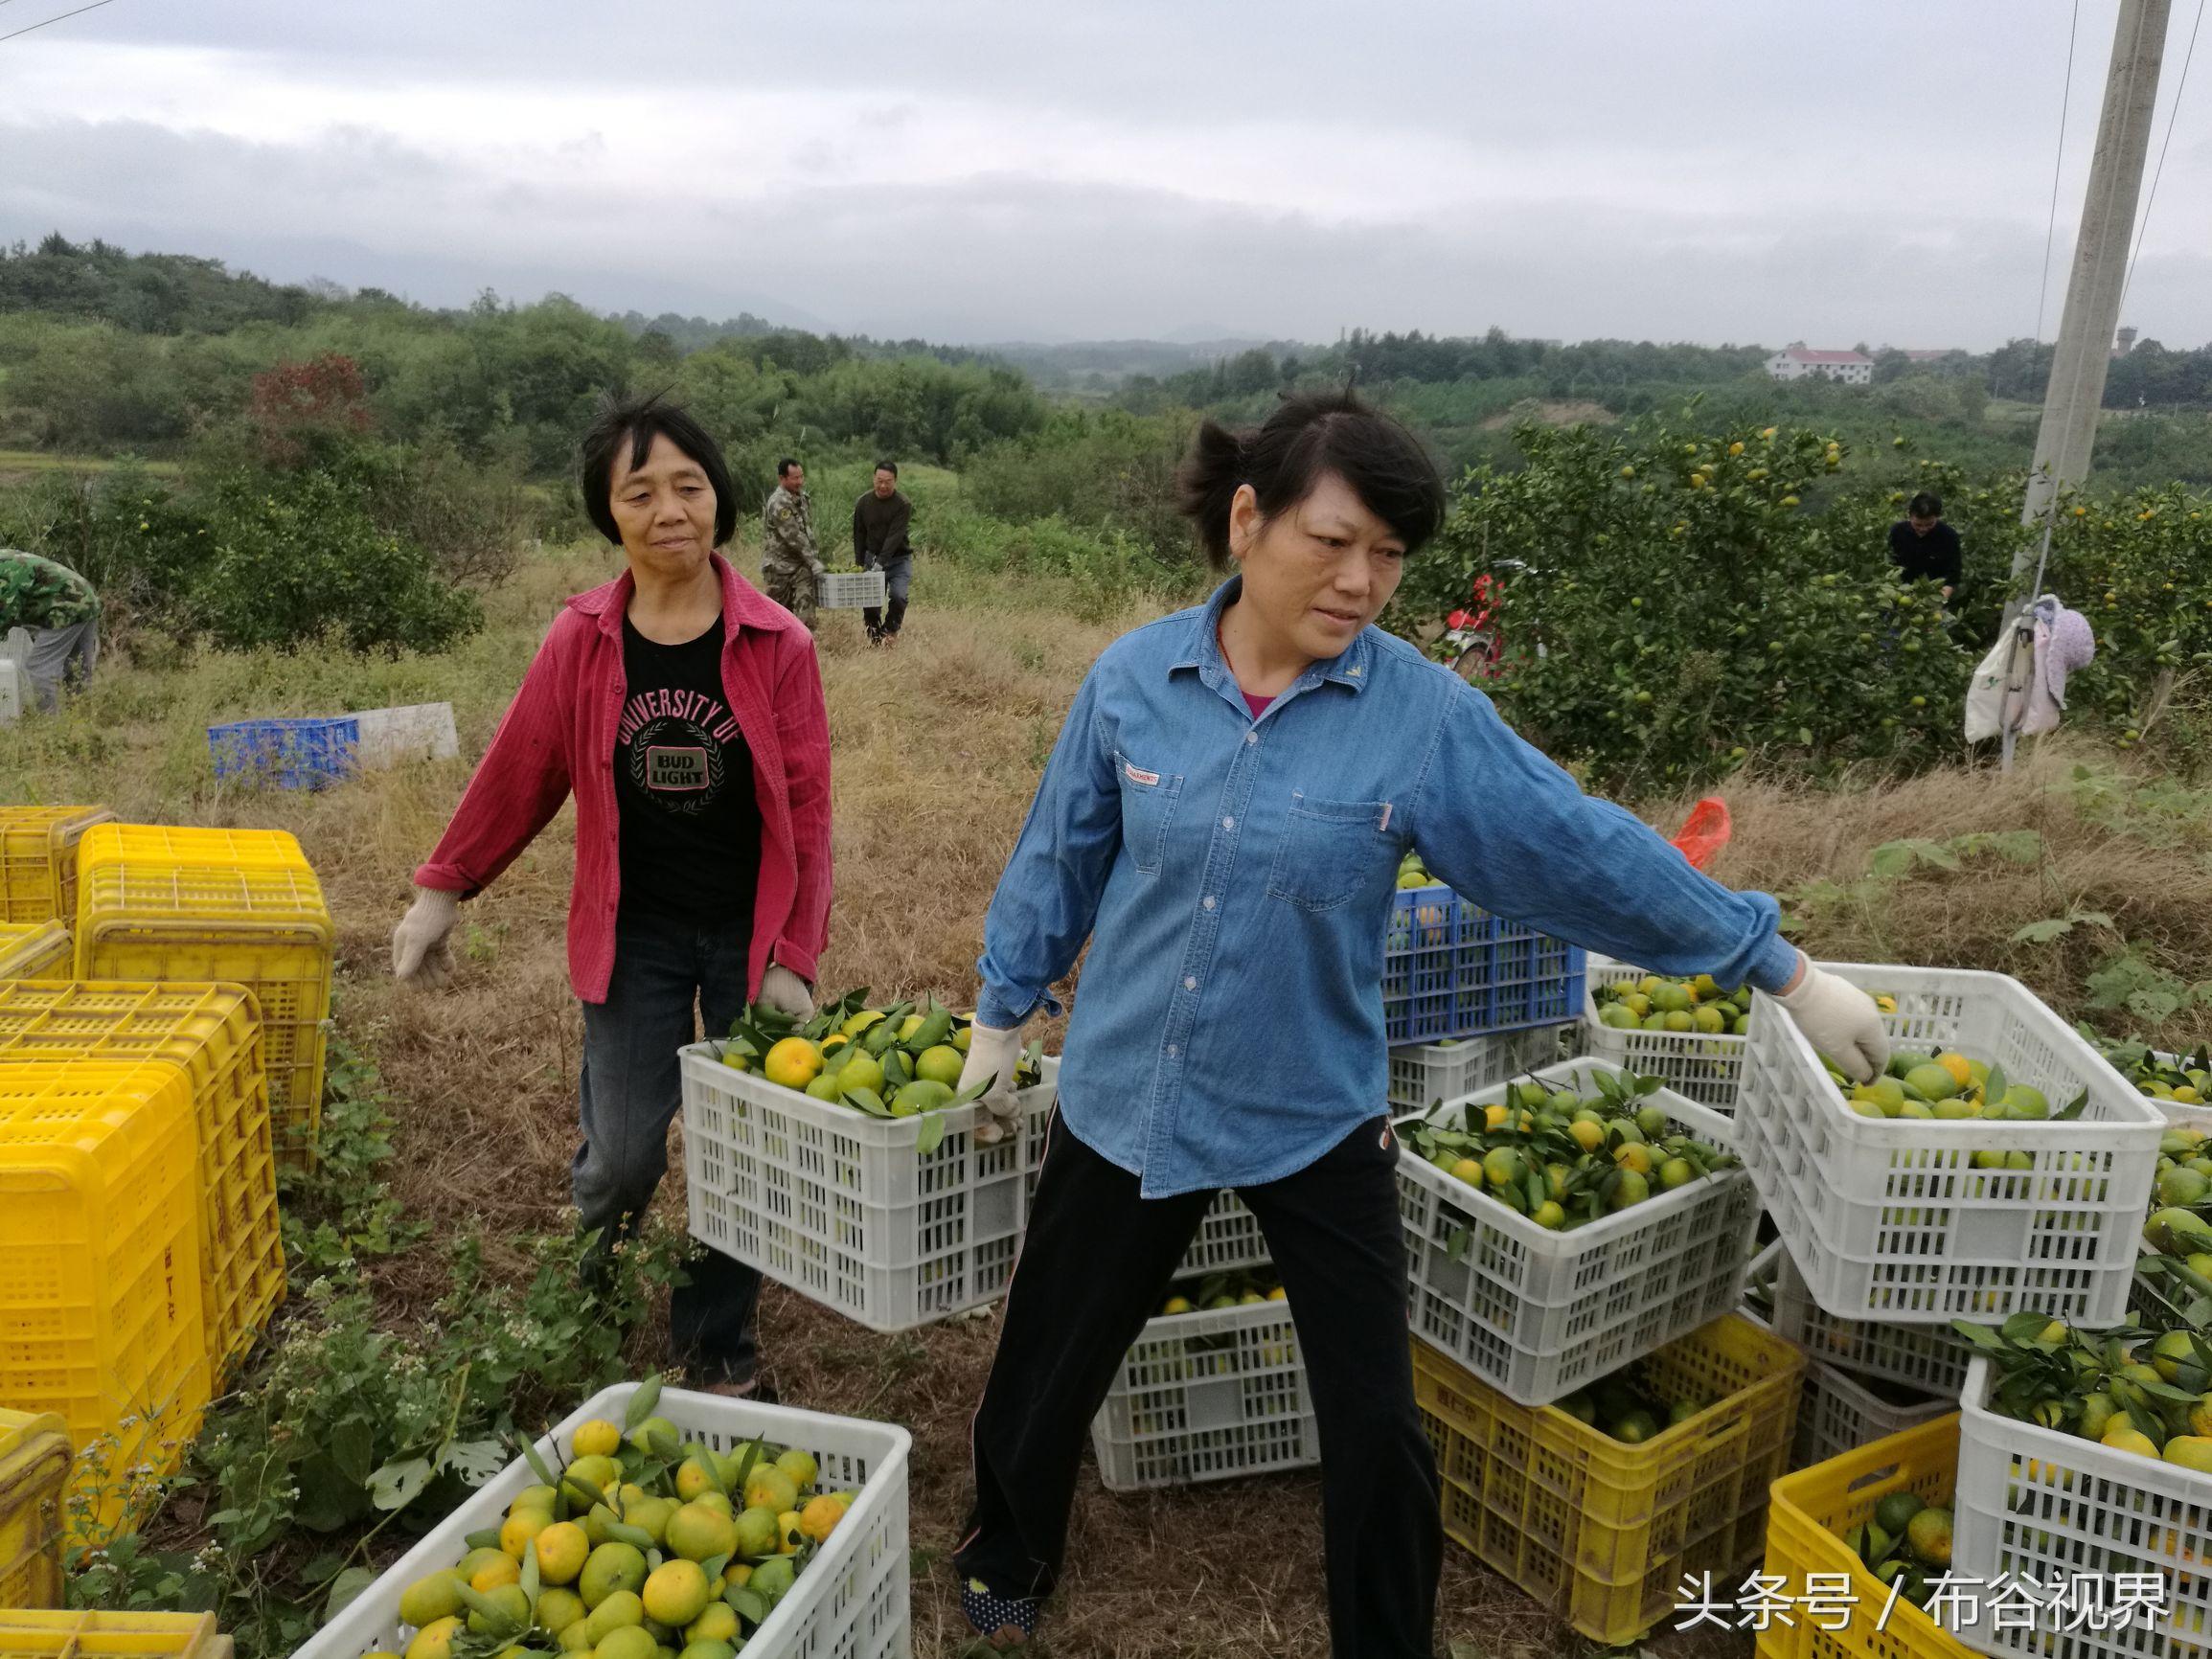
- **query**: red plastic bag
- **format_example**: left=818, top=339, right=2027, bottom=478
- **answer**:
left=1670, top=796, right=1732, bottom=872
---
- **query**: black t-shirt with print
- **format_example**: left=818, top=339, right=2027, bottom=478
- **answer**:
left=614, top=616, right=762, bottom=922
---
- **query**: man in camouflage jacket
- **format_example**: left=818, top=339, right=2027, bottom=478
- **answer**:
left=0, top=549, right=100, bottom=712
left=760, top=458, right=825, bottom=628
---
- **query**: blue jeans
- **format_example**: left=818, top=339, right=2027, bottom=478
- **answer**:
left=575, top=909, right=763, bottom=1385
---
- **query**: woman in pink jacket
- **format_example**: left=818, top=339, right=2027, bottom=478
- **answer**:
left=391, top=395, right=833, bottom=1396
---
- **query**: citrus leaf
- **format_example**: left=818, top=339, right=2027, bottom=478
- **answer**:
left=624, top=1376, right=664, bottom=1431
left=915, top=1113, right=946, bottom=1157
left=519, top=1438, right=560, bottom=1489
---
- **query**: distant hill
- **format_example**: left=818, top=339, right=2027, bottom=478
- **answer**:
left=978, top=336, right=1313, bottom=390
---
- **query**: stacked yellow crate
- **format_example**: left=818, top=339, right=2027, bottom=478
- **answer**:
left=1413, top=1317, right=1804, bottom=1645
left=0, top=926, right=70, bottom=985
left=73, top=827, right=332, bottom=1170
left=0, top=1411, right=70, bottom=1609
left=0, top=982, right=284, bottom=1379
left=0, top=1063, right=211, bottom=1544
left=0, top=808, right=113, bottom=926
left=0, top=1611, right=226, bottom=1656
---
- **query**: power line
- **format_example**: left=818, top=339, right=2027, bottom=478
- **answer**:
left=2035, top=0, right=2083, bottom=347
left=2121, top=0, right=2205, bottom=310
left=0, top=0, right=115, bottom=42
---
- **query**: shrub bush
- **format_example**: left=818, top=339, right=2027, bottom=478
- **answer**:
left=188, top=465, right=481, bottom=653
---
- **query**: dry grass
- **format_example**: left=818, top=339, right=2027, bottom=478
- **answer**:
left=1681, top=747, right=2212, bottom=1052
left=7, top=542, right=2204, bottom=1658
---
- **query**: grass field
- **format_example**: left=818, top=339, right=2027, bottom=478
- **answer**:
left=4, top=537, right=2207, bottom=1658
left=0, top=448, right=181, bottom=479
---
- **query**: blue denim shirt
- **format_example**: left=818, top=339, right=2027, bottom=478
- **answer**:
left=975, top=579, right=1800, bottom=1197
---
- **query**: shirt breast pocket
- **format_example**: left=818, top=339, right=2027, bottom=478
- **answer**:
left=1267, top=794, right=1394, bottom=913
left=1115, top=752, right=1183, bottom=875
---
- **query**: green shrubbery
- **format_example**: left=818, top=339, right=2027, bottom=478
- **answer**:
left=0, top=456, right=482, bottom=655
left=1394, top=418, right=2212, bottom=789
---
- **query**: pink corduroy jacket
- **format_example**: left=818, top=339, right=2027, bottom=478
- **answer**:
left=415, top=554, right=832, bottom=1004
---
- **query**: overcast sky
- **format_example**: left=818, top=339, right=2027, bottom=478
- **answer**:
left=3, top=1, right=2206, bottom=349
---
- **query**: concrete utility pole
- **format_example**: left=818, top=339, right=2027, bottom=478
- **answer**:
left=2017, top=0, right=2171, bottom=576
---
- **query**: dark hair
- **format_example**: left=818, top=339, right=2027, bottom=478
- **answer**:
left=1174, top=389, right=1445, bottom=569
left=1908, top=491, right=1943, bottom=518
left=777, top=457, right=801, bottom=478
left=578, top=393, right=737, bottom=548
left=874, top=460, right=898, bottom=477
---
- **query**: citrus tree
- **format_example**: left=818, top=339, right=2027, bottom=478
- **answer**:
left=1394, top=420, right=1988, bottom=791
left=2041, top=486, right=2212, bottom=749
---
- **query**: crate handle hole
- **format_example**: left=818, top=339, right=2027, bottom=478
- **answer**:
left=1843, top=1461, right=1904, bottom=1495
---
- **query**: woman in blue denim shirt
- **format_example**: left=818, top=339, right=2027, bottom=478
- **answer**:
left=950, top=393, right=1886, bottom=1655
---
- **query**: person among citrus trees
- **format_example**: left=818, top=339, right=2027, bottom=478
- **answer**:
left=950, top=390, right=1888, bottom=1654
left=390, top=394, right=832, bottom=1398
left=1887, top=490, right=1963, bottom=610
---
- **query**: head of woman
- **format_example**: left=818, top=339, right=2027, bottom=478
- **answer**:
left=580, top=395, right=739, bottom=585
left=1177, top=390, right=1445, bottom=663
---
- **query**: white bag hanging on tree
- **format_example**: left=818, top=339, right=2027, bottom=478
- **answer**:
left=1964, top=629, right=2031, bottom=742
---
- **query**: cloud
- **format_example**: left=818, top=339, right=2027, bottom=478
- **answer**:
left=0, top=2, right=2205, bottom=347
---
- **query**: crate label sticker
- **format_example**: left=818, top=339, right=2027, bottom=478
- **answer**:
left=646, top=745, right=710, bottom=791
left=1124, top=761, right=1160, bottom=787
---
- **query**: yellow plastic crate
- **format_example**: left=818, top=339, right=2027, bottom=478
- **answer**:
left=1759, top=1416, right=1972, bottom=1659
left=1415, top=1313, right=1804, bottom=1646
left=0, top=1063, right=211, bottom=1544
left=76, top=826, right=309, bottom=871
left=0, top=1612, right=223, bottom=1657
left=0, top=925, right=70, bottom=984
left=0, top=1411, right=70, bottom=1610
left=0, top=808, right=112, bottom=926
left=0, top=982, right=284, bottom=1376
left=75, top=826, right=331, bottom=1169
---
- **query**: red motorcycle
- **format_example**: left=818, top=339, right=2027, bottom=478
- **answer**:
left=1436, top=574, right=1507, bottom=682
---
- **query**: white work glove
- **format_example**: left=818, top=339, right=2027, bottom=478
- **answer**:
left=759, top=964, right=814, bottom=1021
left=957, top=1022, right=1027, bottom=1147
left=390, top=887, right=461, bottom=988
left=1776, top=954, right=1890, bottom=1085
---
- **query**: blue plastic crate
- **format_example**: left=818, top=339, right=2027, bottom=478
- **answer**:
left=207, top=716, right=361, bottom=790
left=1380, top=885, right=1585, bottom=1045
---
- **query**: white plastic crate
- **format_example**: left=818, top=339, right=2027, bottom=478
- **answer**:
left=1179, top=1189, right=1267, bottom=1275
left=352, top=702, right=459, bottom=769
left=1578, top=955, right=1751, bottom=1111
left=817, top=570, right=886, bottom=609
left=681, top=1043, right=1058, bottom=1332
left=0, top=656, right=24, bottom=724
left=1792, top=1358, right=1951, bottom=1472
left=1385, top=1023, right=1572, bottom=1113
left=1952, top=1354, right=2212, bottom=1659
left=293, top=1382, right=910, bottom=1659
left=1737, top=963, right=2162, bottom=1328
left=1396, top=1059, right=1761, bottom=1407
left=1769, top=1238, right=1974, bottom=1397
left=1090, top=1291, right=1317, bottom=1490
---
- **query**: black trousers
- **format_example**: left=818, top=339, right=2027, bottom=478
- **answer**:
left=862, top=553, right=911, bottom=640
left=954, top=1114, right=1442, bottom=1659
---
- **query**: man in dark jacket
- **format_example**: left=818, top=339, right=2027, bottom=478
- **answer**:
left=1887, top=491, right=1963, bottom=609
left=853, top=462, right=913, bottom=645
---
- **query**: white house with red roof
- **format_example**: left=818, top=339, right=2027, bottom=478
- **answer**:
left=1764, top=344, right=1873, bottom=385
